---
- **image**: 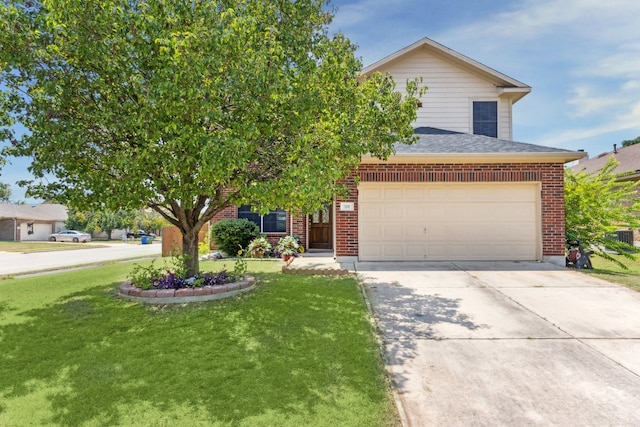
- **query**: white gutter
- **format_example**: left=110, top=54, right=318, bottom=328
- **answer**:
left=361, top=151, right=587, bottom=164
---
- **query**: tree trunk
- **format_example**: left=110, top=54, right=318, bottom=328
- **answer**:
left=182, top=229, right=200, bottom=277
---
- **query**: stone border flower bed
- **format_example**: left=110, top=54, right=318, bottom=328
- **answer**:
left=118, top=276, right=256, bottom=304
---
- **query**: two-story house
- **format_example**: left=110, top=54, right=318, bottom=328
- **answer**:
left=211, top=37, right=584, bottom=265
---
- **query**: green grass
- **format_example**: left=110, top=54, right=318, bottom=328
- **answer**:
left=0, top=241, right=108, bottom=253
left=0, top=260, right=397, bottom=426
left=581, top=253, right=640, bottom=291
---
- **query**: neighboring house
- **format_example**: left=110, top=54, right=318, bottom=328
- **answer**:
left=211, top=37, right=584, bottom=265
left=570, top=142, right=640, bottom=245
left=0, top=203, right=68, bottom=241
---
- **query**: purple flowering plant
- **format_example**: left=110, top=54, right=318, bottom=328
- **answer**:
left=129, top=255, right=235, bottom=290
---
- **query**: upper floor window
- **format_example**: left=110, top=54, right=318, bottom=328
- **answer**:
left=238, top=205, right=286, bottom=233
left=473, top=101, right=498, bottom=137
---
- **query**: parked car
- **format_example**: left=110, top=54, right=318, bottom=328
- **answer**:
left=49, top=230, right=92, bottom=243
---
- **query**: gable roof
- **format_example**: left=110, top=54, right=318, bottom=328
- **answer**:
left=0, top=203, right=68, bottom=221
left=361, top=127, right=585, bottom=164
left=362, top=37, right=531, bottom=103
left=570, top=143, right=640, bottom=181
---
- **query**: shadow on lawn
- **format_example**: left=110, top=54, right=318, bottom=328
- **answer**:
left=0, top=277, right=382, bottom=425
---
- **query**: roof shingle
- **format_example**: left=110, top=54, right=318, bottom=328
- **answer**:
left=0, top=203, right=68, bottom=221
left=394, top=127, right=579, bottom=155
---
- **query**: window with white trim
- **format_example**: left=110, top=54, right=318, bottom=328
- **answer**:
left=237, top=205, right=286, bottom=233
left=473, top=101, right=498, bottom=137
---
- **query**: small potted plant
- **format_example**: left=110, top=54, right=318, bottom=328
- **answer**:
left=247, top=236, right=272, bottom=258
left=276, top=235, right=300, bottom=266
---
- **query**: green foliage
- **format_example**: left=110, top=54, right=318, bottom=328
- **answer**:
left=211, top=219, right=260, bottom=256
left=276, top=235, right=301, bottom=256
left=0, top=0, right=422, bottom=277
left=128, top=255, right=188, bottom=289
left=65, top=208, right=91, bottom=231
left=128, top=260, right=163, bottom=290
left=198, top=232, right=211, bottom=256
left=565, top=157, right=640, bottom=268
left=232, top=255, right=248, bottom=280
left=621, top=136, right=640, bottom=147
left=86, top=210, right=129, bottom=239
left=133, top=209, right=168, bottom=234
left=167, top=253, right=190, bottom=279
left=247, top=236, right=272, bottom=257
left=0, top=182, right=10, bottom=202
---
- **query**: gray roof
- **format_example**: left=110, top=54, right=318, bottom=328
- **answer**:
left=570, top=143, right=640, bottom=177
left=0, top=203, right=68, bottom=221
left=393, top=127, right=578, bottom=155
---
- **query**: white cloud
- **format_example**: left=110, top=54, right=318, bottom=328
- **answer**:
left=537, top=100, right=640, bottom=148
left=567, top=85, right=625, bottom=118
left=622, top=80, right=640, bottom=91
left=441, top=0, right=640, bottom=46
left=586, top=43, right=640, bottom=79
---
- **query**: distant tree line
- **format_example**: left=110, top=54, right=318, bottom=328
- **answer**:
left=66, top=209, right=168, bottom=240
left=622, top=136, right=640, bottom=147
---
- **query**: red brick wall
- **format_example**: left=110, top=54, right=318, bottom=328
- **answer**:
left=335, top=162, right=566, bottom=259
left=208, top=206, right=308, bottom=250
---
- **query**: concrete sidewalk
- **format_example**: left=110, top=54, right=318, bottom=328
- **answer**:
left=358, top=261, right=640, bottom=426
left=284, top=250, right=354, bottom=274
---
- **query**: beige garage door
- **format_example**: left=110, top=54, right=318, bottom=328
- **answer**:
left=358, top=183, right=540, bottom=261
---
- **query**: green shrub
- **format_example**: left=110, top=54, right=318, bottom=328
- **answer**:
left=129, top=260, right=163, bottom=290
left=211, top=219, right=260, bottom=256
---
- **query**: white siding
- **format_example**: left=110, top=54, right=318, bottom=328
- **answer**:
left=20, top=222, right=52, bottom=241
left=378, top=48, right=514, bottom=140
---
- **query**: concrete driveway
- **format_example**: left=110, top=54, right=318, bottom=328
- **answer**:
left=357, top=261, right=640, bottom=426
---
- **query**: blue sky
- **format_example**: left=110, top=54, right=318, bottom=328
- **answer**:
left=3, top=0, right=640, bottom=202
left=330, top=0, right=640, bottom=150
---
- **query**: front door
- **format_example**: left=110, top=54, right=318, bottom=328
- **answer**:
left=309, top=204, right=332, bottom=249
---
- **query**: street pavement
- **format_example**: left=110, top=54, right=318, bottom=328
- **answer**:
left=357, top=261, right=640, bottom=426
left=0, top=241, right=160, bottom=276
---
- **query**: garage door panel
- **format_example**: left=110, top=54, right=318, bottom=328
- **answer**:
left=382, top=188, right=403, bottom=200
left=406, top=205, right=426, bottom=218
left=382, top=224, right=404, bottom=239
left=382, top=206, right=403, bottom=219
left=359, top=183, right=540, bottom=261
left=405, top=188, right=426, bottom=200
left=380, top=244, right=405, bottom=258
left=425, top=224, right=450, bottom=240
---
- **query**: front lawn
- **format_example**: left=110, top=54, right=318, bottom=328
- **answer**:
left=0, top=260, right=397, bottom=426
left=580, top=254, right=640, bottom=292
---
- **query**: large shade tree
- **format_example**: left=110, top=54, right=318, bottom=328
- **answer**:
left=0, top=0, right=422, bottom=275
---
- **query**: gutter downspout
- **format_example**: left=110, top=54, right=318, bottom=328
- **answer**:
left=290, top=210, right=293, bottom=237
left=13, top=217, right=17, bottom=241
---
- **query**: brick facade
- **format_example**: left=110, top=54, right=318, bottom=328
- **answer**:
left=0, top=219, right=16, bottom=241
left=209, top=206, right=308, bottom=250
left=335, top=162, right=567, bottom=260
